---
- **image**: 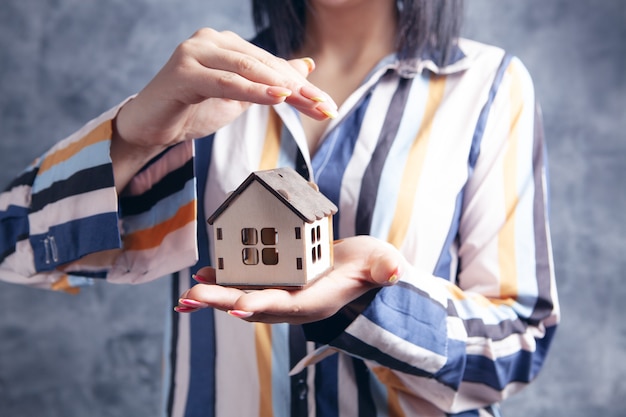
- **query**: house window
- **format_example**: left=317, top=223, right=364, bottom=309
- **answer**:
left=296, top=257, right=302, bottom=270
left=242, top=248, right=259, bottom=265
left=310, top=224, right=323, bottom=264
left=216, top=228, right=223, bottom=240
left=261, top=228, right=277, bottom=245
left=295, top=227, right=301, bottom=240
left=241, top=227, right=279, bottom=266
left=262, top=248, right=279, bottom=265
left=218, top=258, right=224, bottom=270
left=242, top=228, right=258, bottom=245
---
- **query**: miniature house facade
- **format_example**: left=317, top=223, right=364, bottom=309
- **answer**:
left=207, top=167, right=338, bottom=288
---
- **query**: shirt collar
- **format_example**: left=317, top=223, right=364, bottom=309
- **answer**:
left=391, top=42, right=471, bottom=78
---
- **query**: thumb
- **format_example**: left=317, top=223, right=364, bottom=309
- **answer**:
left=368, top=242, right=404, bottom=286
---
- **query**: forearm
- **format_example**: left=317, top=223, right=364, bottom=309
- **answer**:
left=0, top=101, right=199, bottom=289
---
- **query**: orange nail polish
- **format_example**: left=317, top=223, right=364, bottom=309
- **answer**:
left=318, top=105, right=338, bottom=119
left=302, top=57, right=316, bottom=73
left=387, top=267, right=400, bottom=284
left=267, top=86, right=292, bottom=98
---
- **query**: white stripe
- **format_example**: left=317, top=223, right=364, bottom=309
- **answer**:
left=346, top=315, right=447, bottom=374
left=465, top=331, right=537, bottom=361
left=29, top=188, right=118, bottom=235
left=0, top=184, right=31, bottom=210
left=107, top=222, right=198, bottom=284
left=2, top=237, right=37, bottom=278
left=337, top=352, right=359, bottom=416
left=214, top=311, right=260, bottom=417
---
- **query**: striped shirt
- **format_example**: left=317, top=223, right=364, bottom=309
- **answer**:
left=0, top=37, right=559, bottom=416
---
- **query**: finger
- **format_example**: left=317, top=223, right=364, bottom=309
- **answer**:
left=186, top=31, right=337, bottom=118
left=183, top=283, right=246, bottom=312
left=193, top=267, right=217, bottom=284
left=196, top=55, right=335, bottom=116
left=367, top=241, right=404, bottom=286
left=289, top=57, right=316, bottom=78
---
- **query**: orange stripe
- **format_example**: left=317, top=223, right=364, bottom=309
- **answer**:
left=258, top=107, right=282, bottom=170
left=39, top=120, right=112, bottom=174
left=387, top=75, right=446, bottom=249
left=498, top=65, right=523, bottom=300
left=372, top=367, right=406, bottom=417
left=122, top=200, right=196, bottom=251
left=255, top=323, right=273, bottom=417
left=50, top=275, right=81, bottom=294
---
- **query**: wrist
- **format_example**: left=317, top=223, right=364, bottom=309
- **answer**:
left=110, top=113, right=166, bottom=193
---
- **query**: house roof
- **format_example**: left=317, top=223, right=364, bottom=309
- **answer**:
left=207, top=167, right=338, bottom=225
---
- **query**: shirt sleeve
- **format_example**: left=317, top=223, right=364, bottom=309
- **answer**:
left=0, top=100, right=198, bottom=291
left=302, top=57, right=560, bottom=413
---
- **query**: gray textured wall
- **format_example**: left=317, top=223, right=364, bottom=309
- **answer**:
left=0, top=1, right=624, bottom=416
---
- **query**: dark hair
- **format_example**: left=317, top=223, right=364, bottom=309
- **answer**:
left=252, top=0, right=464, bottom=66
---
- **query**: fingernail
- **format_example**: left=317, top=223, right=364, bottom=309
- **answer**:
left=302, top=57, right=316, bottom=73
left=317, top=103, right=338, bottom=119
left=267, top=86, right=292, bottom=98
left=192, top=274, right=211, bottom=284
left=228, top=310, right=254, bottom=319
left=387, top=267, right=400, bottom=284
left=300, top=85, right=327, bottom=103
left=174, top=305, right=199, bottom=313
left=179, top=298, right=209, bottom=309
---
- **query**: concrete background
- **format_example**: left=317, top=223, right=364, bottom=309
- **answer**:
left=1, top=1, right=624, bottom=416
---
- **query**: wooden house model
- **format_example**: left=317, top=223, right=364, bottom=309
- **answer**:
left=207, top=167, right=338, bottom=288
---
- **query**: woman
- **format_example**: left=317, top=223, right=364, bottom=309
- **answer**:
left=0, top=0, right=559, bottom=416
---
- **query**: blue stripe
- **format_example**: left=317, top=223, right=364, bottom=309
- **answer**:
left=272, top=323, right=291, bottom=417
left=0, top=205, right=29, bottom=262
left=433, top=339, right=466, bottom=390
left=433, top=189, right=463, bottom=280
left=184, top=135, right=217, bottom=417
left=353, top=358, right=376, bottom=417
left=463, top=324, right=557, bottom=390
left=33, top=140, right=111, bottom=193
left=315, top=352, right=339, bottom=417
left=122, top=179, right=196, bottom=234
left=362, top=283, right=448, bottom=356
left=312, top=93, right=372, bottom=236
left=30, top=212, right=121, bottom=272
left=448, top=410, right=480, bottom=417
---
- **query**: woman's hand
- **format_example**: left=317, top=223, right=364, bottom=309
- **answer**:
left=175, top=236, right=408, bottom=325
left=110, top=28, right=338, bottom=190
left=115, top=28, right=336, bottom=148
